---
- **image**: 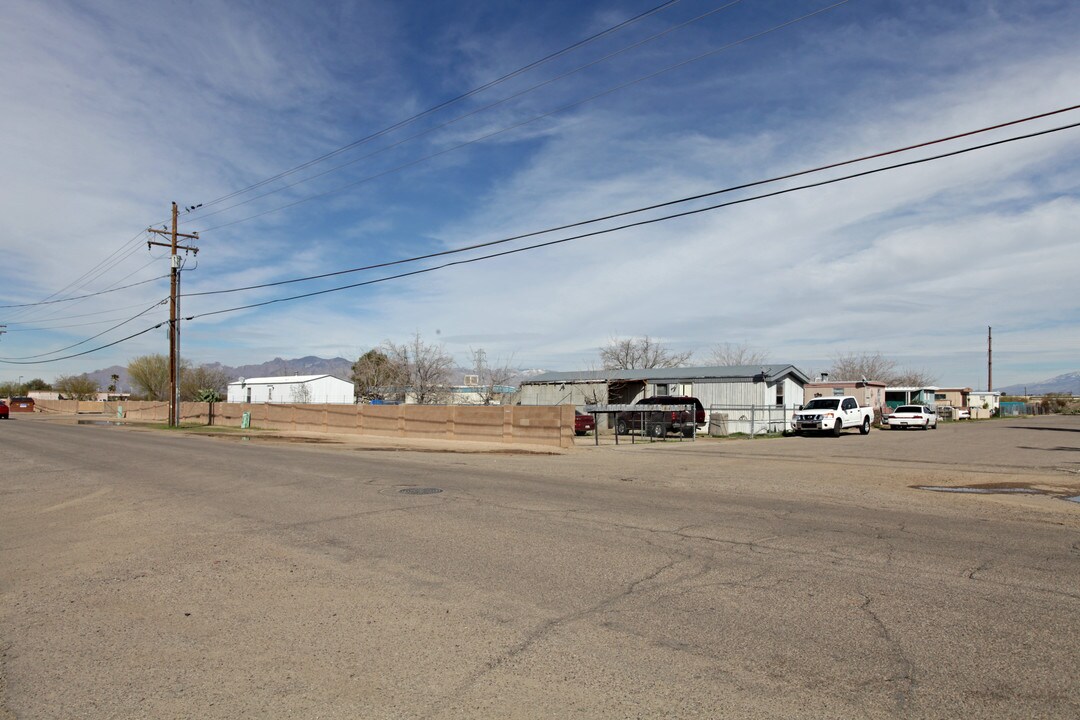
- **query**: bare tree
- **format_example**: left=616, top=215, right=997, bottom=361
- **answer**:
left=383, top=332, right=454, bottom=404
left=600, top=336, right=692, bottom=370
left=351, top=348, right=406, bottom=402
left=54, top=374, right=100, bottom=400
left=469, top=348, right=518, bottom=405
left=827, top=351, right=936, bottom=385
left=890, top=368, right=937, bottom=387
left=706, top=342, right=770, bottom=367
left=290, top=383, right=313, bottom=403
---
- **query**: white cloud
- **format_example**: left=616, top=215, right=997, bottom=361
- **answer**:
left=2, top=0, right=1078, bottom=389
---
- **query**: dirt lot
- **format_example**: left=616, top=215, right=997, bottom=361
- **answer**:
left=2, top=412, right=1078, bottom=718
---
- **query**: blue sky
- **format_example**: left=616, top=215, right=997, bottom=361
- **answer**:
left=1, top=0, right=1078, bottom=388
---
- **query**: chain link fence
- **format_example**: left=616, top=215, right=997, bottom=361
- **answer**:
left=705, top=405, right=793, bottom=436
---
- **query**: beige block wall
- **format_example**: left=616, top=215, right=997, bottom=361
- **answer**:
left=33, top=400, right=574, bottom=448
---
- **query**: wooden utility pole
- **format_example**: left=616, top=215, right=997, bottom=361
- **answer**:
left=148, top=203, right=199, bottom=426
left=987, top=326, right=993, bottom=392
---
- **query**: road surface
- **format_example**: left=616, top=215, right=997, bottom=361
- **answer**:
left=2, top=414, right=1078, bottom=718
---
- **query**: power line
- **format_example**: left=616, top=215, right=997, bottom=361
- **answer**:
left=1, top=230, right=153, bottom=323
left=190, top=0, right=746, bottom=225
left=0, top=274, right=169, bottom=310
left=193, top=0, right=688, bottom=212
left=184, top=103, right=1080, bottom=299
left=195, top=0, right=853, bottom=234
left=185, top=119, right=1080, bottom=321
left=0, top=323, right=165, bottom=366
left=7, top=2, right=688, bottom=325
left=0, top=298, right=167, bottom=361
left=8, top=116, right=1077, bottom=366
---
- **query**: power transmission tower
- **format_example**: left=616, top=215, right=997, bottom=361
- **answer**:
left=148, top=203, right=199, bottom=427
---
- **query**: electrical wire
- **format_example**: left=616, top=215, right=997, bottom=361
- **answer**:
left=0, top=323, right=166, bottom=366
left=184, top=103, right=1080, bottom=299
left=13, top=2, right=688, bottom=320
left=0, top=299, right=168, bottom=361
left=185, top=119, right=1080, bottom=320
left=192, top=0, right=688, bottom=212
left=7, top=115, right=1077, bottom=365
left=191, top=0, right=746, bottom=224
left=6, top=117, right=1071, bottom=367
left=196, top=0, right=853, bottom=234
left=0, top=274, right=169, bottom=310
left=2, top=230, right=153, bottom=322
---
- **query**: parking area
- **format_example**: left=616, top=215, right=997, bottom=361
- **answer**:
left=2, top=411, right=1079, bottom=718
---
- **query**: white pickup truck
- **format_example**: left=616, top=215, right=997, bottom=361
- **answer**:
left=791, top=396, right=874, bottom=436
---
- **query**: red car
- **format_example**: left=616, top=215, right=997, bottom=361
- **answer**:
left=0, top=401, right=9, bottom=419
left=574, top=410, right=596, bottom=436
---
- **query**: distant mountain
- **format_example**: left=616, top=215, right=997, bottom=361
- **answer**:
left=998, top=371, right=1080, bottom=396
left=205, top=356, right=353, bottom=382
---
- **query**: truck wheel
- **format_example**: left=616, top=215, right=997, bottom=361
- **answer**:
left=833, top=420, right=843, bottom=437
left=860, top=417, right=870, bottom=435
left=682, top=428, right=694, bottom=438
left=615, top=419, right=628, bottom=435
left=649, top=423, right=666, bottom=438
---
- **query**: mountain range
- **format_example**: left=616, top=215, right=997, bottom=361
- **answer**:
left=997, top=371, right=1080, bottom=396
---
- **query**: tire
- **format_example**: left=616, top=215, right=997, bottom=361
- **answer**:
left=649, top=423, right=666, bottom=438
left=615, top=419, right=629, bottom=435
left=832, top=420, right=843, bottom=437
left=859, top=417, right=870, bottom=435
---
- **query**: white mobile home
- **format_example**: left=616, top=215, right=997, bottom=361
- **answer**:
left=227, top=375, right=355, bottom=404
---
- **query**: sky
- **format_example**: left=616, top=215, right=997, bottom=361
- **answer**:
left=1, top=0, right=1078, bottom=389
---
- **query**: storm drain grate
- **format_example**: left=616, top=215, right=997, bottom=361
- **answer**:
left=399, top=487, right=443, bottom=495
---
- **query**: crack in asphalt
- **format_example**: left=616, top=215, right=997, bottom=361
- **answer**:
left=858, top=592, right=917, bottom=713
left=419, top=556, right=692, bottom=719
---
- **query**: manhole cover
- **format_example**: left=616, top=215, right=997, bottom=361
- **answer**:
left=399, top=487, right=443, bottom=495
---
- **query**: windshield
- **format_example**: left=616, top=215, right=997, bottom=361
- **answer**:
left=895, top=406, right=923, bottom=413
left=804, top=398, right=840, bottom=410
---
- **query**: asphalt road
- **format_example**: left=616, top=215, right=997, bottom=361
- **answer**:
left=2, top=414, right=1078, bottom=719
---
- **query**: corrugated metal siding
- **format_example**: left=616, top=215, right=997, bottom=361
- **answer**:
left=690, top=380, right=775, bottom=408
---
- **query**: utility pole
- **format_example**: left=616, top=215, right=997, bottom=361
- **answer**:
left=148, top=203, right=199, bottom=427
left=987, top=326, right=993, bottom=392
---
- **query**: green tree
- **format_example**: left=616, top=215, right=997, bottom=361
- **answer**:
left=127, top=354, right=184, bottom=400
left=25, top=378, right=51, bottom=391
left=54, top=374, right=100, bottom=400
left=351, top=348, right=406, bottom=402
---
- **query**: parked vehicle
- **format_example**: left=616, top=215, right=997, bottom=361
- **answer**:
left=791, top=396, right=873, bottom=436
left=574, top=410, right=596, bottom=436
left=615, top=396, right=706, bottom=438
left=956, top=408, right=971, bottom=420
left=8, top=396, right=34, bottom=412
left=0, top=401, right=8, bottom=419
left=886, top=405, right=938, bottom=430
